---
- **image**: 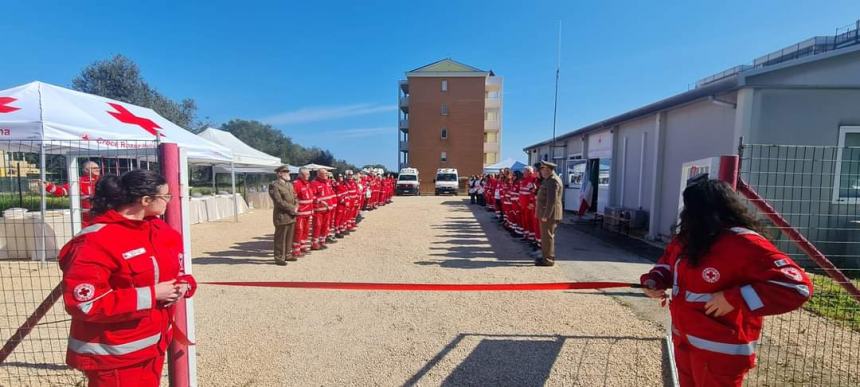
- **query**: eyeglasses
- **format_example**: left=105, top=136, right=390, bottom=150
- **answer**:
left=152, top=194, right=172, bottom=203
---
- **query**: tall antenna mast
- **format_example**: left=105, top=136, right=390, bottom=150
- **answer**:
left=551, top=21, right=562, bottom=159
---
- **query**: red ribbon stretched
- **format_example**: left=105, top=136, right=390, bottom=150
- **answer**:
left=202, top=281, right=641, bottom=291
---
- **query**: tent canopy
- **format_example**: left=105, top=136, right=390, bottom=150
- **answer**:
left=484, top=158, right=527, bottom=174
left=302, top=163, right=335, bottom=171
left=0, top=81, right=233, bottom=163
left=197, top=127, right=282, bottom=168
left=212, top=165, right=298, bottom=174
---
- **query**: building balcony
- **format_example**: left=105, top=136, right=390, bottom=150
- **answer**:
left=483, top=141, right=500, bottom=153
left=484, top=119, right=500, bottom=132
left=399, top=119, right=409, bottom=132
left=485, top=97, right=500, bottom=109
left=486, top=77, right=502, bottom=91
left=399, top=80, right=408, bottom=93
left=399, top=140, right=409, bottom=152
left=399, top=95, right=409, bottom=112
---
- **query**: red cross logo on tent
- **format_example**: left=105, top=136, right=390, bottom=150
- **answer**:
left=0, top=97, right=20, bottom=114
left=107, top=103, right=163, bottom=136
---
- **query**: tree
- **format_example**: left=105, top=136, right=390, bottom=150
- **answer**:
left=72, top=55, right=197, bottom=129
left=219, top=119, right=359, bottom=173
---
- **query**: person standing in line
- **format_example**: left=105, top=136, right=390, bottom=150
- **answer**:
left=58, top=169, right=196, bottom=387
left=268, top=165, right=298, bottom=265
left=519, top=166, right=538, bottom=243
left=310, top=169, right=334, bottom=250
left=468, top=176, right=477, bottom=204
left=293, top=168, right=314, bottom=256
left=477, top=175, right=486, bottom=206
left=534, top=161, right=563, bottom=266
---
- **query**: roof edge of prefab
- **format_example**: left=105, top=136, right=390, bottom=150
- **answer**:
left=522, top=77, right=740, bottom=151
left=523, top=42, right=860, bottom=151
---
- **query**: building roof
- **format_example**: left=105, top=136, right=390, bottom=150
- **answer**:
left=524, top=30, right=860, bottom=151
left=407, top=58, right=489, bottom=76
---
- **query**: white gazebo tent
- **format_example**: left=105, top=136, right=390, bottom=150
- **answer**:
left=197, top=128, right=282, bottom=214
left=0, top=81, right=234, bottom=255
left=302, top=163, right=335, bottom=171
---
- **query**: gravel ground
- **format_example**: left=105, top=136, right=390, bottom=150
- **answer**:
left=190, top=196, right=665, bottom=386
left=1, top=196, right=857, bottom=386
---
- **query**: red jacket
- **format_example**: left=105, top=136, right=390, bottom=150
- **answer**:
left=641, top=228, right=812, bottom=361
left=518, top=176, right=537, bottom=211
left=293, top=179, right=315, bottom=217
left=310, top=178, right=335, bottom=213
left=336, top=180, right=350, bottom=207
left=58, top=210, right=196, bottom=371
left=46, top=175, right=99, bottom=209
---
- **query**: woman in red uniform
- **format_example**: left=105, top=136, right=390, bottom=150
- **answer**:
left=641, top=179, right=812, bottom=387
left=58, top=169, right=196, bottom=387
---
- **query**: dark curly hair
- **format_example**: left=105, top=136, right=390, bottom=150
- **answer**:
left=91, top=169, right=167, bottom=214
left=676, top=179, right=764, bottom=266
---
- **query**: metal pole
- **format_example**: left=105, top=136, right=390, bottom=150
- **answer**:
left=38, top=143, right=46, bottom=265
left=160, top=143, right=192, bottom=387
left=231, top=162, right=238, bottom=222
left=551, top=21, right=562, bottom=155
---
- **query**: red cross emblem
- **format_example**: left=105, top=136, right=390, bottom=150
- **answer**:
left=0, top=97, right=20, bottom=114
left=107, top=103, right=163, bottom=136
left=73, top=283, right=95, bottom=302
left=702, top=267, right=720, bottom=283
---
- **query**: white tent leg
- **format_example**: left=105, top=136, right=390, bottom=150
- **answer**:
left=38, top=144, right=47, bottom=265
left=67, top=156, right=82, bottom=235
left=231, top=162, right=238, bottom=222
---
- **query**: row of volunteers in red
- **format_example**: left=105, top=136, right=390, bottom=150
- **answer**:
left=473, top=166, right=542, bottom=251
left=290, top=167, right=394, bottom=256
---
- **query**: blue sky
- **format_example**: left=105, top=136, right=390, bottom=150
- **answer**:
left=2, top=1, right=860, bottom=170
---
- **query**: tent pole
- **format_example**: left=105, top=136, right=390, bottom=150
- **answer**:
left=38, top=143, right=47, bottom=265
left=211, top=165, right=216, bottom=193
left=231, top=162, right=238, bottom=223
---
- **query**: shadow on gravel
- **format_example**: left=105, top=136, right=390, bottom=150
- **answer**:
left=419, top=199, right=533, bottom=269
left=193, top=235, right=273, bottom=265
left=404, top=333, right=670, bottom=387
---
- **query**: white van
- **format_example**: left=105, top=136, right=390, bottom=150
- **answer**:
left=435, top=168, right=459, bottom=195
left=396, top=168, right=420, bottom=195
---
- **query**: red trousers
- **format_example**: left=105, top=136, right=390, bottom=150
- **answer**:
left=294, top=215, right=310, bottom=253
left=335, top=205, right=347, bottom=233
left=313, top=211, right=330, bottom=246
left=674, top=340, right=752, bottom=387
left=521, top=206, right=535, bottom=239
left=84, top=355, right=164, bottom=387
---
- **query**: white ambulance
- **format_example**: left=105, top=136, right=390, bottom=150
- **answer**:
left=435, top=168, right=459, bottom=195
left=396, top=168, right=420, bottom=195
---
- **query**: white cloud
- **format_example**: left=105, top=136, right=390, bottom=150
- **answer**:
left=260, top=103, right=396, bottom=125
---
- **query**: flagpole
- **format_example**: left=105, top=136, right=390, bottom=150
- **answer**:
left=551, top=21, right=561, bottom=158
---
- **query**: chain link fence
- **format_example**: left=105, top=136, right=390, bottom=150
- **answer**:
left=739, top=144, right=859, bottom=386
left=0, top=139, right=158, bottom=386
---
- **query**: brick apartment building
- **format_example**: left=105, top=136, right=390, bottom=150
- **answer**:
left=398, top=59, right=503, bottom=193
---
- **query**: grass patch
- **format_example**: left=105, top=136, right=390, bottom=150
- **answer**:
left=804, top=273, right=860, bottom=330
left=0, top=194, right=70, bottom=212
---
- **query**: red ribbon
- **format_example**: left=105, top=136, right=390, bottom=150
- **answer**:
left=202, top=281, right=641, bottom=291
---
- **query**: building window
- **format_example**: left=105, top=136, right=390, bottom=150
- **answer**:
left=441, top=104, right=448, bottom=116
left=441, top=128, right=448, bottom=140
left=441, top=152, right=447, bottom=162
left=441, top=80, right=448, bottom=92
left=834, top=126, right=860, bottom=203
